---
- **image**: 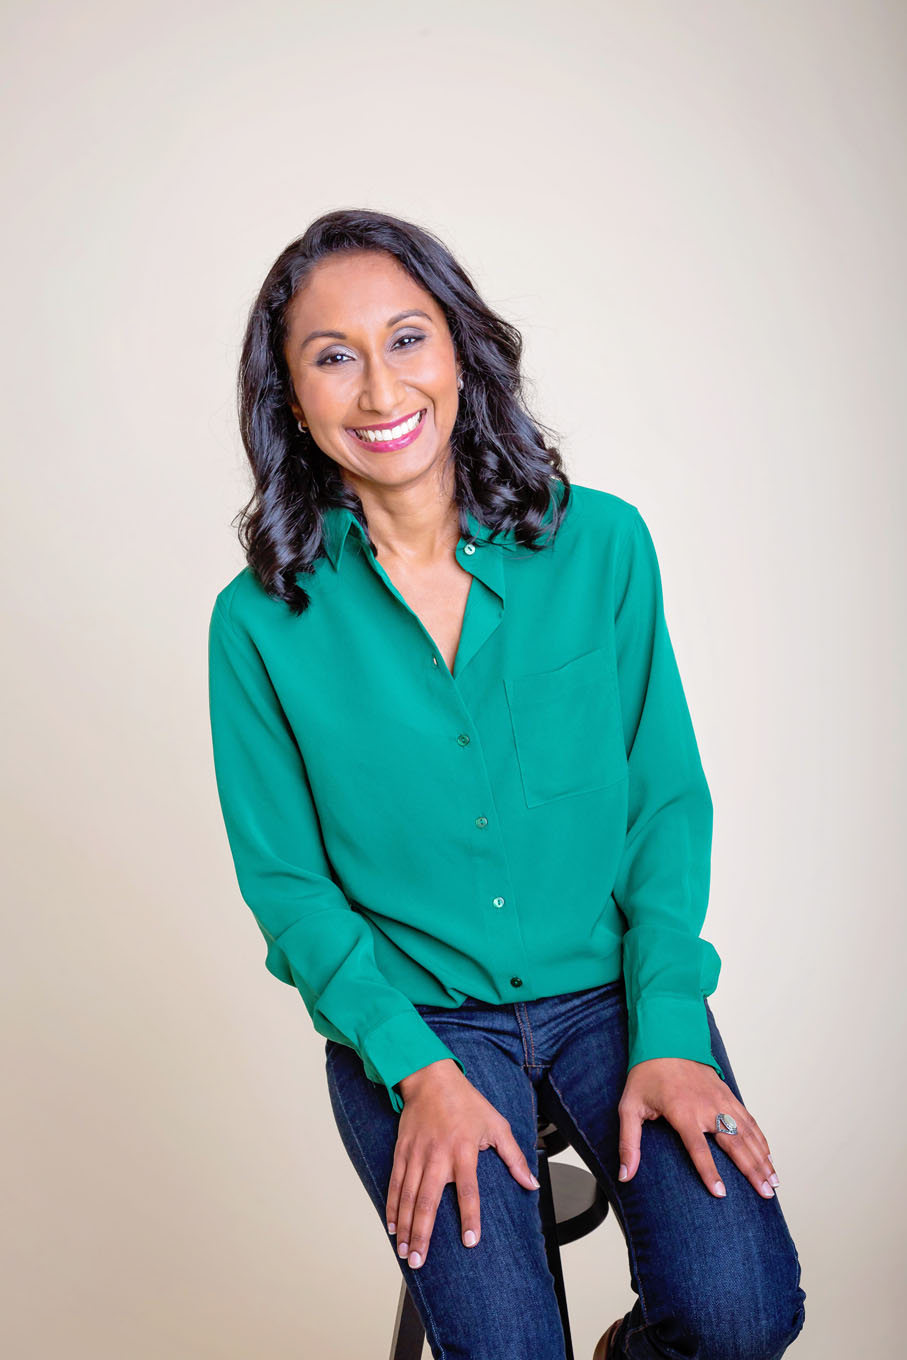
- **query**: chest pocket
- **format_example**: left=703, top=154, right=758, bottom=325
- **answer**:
left=504, top=646, right=627, bottom=808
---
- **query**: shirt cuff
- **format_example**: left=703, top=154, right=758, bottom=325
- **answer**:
left=626, top=993, right=726, bottom=1081
left=359, top=1009, right=467, bottom=1114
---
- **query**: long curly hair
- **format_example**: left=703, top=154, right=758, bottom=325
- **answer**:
left=234, top=207, right=572, bottom=614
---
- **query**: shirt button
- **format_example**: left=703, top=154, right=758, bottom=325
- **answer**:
left=475, top=816, right=488, bottom=829
left=457, top=733, right=470, bottom=746
left=464, top=542, right=476, bottom=555
left=510, top=976, right=523, bottom=989
left=492, top=896, right=505, bottom=908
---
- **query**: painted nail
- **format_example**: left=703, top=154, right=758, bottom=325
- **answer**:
left=761, top=1180, right=775, bottom=1197
left=619, top=1164, right=628, bottom=1180
left=398, top=1243, right=409, bottom=1257
left=769, top=1172, right=779, bottom=1188
left=714, top=1180, right=726, bottom=1196
left=530, top=1174, right=540, bottom=1189
left=409, top=1251, right=422, bottom=1268
left=463, top=1230, right=477, bottom=1246
left=388, top=1222, right=396, bottom=1234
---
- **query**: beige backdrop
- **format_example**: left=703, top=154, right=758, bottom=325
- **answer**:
left=3, top=1, right=904, bottom=1356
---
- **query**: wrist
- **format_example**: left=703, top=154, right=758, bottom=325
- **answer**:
left=397, top=1057, right=460, bottom=1100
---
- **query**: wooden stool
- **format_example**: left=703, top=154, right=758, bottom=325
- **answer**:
left=389, top=1112, right=610, bottom=1359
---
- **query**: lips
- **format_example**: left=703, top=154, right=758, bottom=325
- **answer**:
left=349, top=409, right=424, bottom=434
left=346, top=408, right=427, bottom=452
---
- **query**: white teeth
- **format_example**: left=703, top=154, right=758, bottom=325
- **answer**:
left=353, top=410, right=423, bottom=442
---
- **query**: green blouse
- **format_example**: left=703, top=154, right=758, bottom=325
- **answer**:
left=207, top=480, right=724, bottom=1113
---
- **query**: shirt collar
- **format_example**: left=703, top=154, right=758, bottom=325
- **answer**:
left=321, top=481, right=564, bottom=572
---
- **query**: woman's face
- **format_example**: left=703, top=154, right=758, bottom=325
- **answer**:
left=283, top=250, right=462, bottom=494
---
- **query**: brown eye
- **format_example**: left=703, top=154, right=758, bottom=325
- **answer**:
left=317, top=334, right=424, bottom=367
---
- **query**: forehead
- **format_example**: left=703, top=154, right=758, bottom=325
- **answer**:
left=285, top=250, right=444, bottom=333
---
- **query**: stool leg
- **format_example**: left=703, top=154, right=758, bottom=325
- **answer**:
left=389, top=1278, right=425, bottom=1360
left=536, top=1148, right=574, bottom=1360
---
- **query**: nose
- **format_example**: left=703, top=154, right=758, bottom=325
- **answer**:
left=357, top=355, right=407, bottom=419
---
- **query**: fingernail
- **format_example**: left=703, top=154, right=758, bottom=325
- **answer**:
left=761, top=1180, right=775, bottom=1197
left=769, top=1172, right=779, bottom=1188
left=398, top=1243, right=408, bottom=1257
left=463, top=1230, right=477, bottom=1246
left=714, top=1180, right=726, bottom=1196
left=408, top=1251, right=422, bottom=1268
left=619, top=1164, right=628, bottom=1181
left=388, top=1222, right=396, bottom=1234
left=530, top=1174, right=540, bottom=1189
left=767, top=1153, right=774, bottom=1166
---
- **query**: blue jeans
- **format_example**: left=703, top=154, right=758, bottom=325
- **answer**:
left=324, top=979, right=806, bottom=1359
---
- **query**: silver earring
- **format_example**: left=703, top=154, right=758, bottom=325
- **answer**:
left=457, top=375, right=464, bottom=391
left=297, top=419, right=307, bottom=432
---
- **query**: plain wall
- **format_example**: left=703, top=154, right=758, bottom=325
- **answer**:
left=2, top=1, right=904, bottom=1356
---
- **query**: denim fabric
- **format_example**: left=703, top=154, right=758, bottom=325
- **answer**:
left=324, top=980, right=806, bottom=1359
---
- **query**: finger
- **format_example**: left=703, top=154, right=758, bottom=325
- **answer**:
left=454, top=1147, right=481, bottom=1248
left=715, top=1103, right=779, bottom=1196
left=492, top=1120, right=540, bottom=1191
left=677, top=1124, right=727, bottom=1197
left=394, top=1156, right=424, bottom=1263
left=739, top=1107, right=779, bottom=1187
left=617, top=1100, right=643, bottom=1182
left=714, top=1123, right=776, bottom=1199
left=404, top=1157, right=447, bottom=1269
left=386, top=1146, right=408, bottom=1237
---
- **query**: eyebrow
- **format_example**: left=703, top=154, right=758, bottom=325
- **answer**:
left=299, top=309, right=433, bottom=352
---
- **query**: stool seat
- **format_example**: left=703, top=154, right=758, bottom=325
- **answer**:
left=390, top=1111, right=609, bottom=1360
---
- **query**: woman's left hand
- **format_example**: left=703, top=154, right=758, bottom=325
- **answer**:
left=616, top=1058, right=780, bottom=1200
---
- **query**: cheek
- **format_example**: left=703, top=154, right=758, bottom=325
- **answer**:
left=423, top=363, right=459, bottom=411
left=305, top=376, right=355, bottom=423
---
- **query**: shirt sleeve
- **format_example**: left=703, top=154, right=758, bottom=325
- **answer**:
left=611, top=508, right=725, bottom=1081
left=207, top=595, right=467, bottom=1114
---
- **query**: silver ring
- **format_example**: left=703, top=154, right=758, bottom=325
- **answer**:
left=716, top=1112, right=738, bottom=1135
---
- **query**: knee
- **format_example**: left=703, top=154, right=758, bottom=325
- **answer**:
left=683, top=1283, right=807, bottom=1360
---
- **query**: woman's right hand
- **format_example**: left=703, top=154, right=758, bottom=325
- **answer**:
left=386, top=1058, right=540, bottom=1270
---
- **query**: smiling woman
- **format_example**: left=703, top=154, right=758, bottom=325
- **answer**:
left=233, top=208, right=568, bottom=613
left=209, top=209, right=806, bottom=1360
left=283, top=246, right=466, bottom=502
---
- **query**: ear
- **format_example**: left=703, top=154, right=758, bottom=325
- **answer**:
left=287, top=379, right=305, bottom=425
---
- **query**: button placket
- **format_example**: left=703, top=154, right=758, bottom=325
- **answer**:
left=347, top=537, right=531, bottom=1003
left=426, top=642, right=527, bottom=1002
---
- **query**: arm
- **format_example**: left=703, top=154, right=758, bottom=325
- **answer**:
left=611, top=508, right=725, bottom=1080
left=207, top=596, right=466, bottom=1113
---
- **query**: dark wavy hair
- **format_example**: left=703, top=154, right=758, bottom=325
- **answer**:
left=234, top=207, right=572, bottom=614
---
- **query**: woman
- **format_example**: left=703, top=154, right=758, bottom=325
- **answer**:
left=207, top=208, right=806, bottom=1359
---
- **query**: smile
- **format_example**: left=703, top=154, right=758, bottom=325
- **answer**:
left=346, top=409, right=426, bottom=451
